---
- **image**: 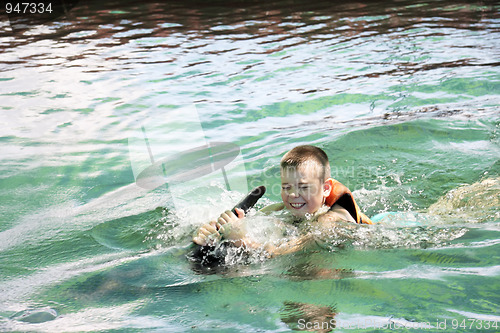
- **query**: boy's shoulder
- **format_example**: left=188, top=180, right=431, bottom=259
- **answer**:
left=316, top=204, right=356, bottom=224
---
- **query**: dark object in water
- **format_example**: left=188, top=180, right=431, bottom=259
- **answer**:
left=188, top=243, right=228, bottom=269
left=189, top=186, right=266, bottom=267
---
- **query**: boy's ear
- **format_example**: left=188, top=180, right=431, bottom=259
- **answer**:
left=323, top=178, right=334, bottom=197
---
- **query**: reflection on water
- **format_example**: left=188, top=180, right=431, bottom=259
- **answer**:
left=281, top=301, right=337, bottom=332
left=2, top=0, right=498, bottom=128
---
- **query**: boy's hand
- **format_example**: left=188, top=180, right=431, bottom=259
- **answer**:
left=192, top=208, right=245, bottom=246
left=218, top=208, right=246, bottom=240
left=192, top=221, right=221, bottom=246
left=217, top=208, right=244, bottom=226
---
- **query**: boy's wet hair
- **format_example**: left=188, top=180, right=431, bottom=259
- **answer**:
left=280, top=145, right=331, bottom=181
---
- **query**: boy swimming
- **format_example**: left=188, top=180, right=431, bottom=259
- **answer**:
left=192, top=145, right=372, bottom=256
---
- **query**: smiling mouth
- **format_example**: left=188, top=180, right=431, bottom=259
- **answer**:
left=289, top=203, right=306, bottom=209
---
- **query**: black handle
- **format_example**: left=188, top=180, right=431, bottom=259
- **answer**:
left=189, top=185, right=267, bottom=267
left=231, top=185, right=266, bottom=215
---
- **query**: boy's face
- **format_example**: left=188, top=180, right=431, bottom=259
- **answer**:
left=280, top=165, right=330, bottom=218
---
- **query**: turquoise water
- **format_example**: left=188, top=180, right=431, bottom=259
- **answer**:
left=1, top=0, right=499, bottom=331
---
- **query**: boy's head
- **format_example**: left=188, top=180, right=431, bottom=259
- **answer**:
left=280, top=145, right=333, bottom=218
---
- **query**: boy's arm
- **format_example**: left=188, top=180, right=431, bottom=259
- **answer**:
left=262, top=233, right=314, bottom=257
left=260, top=202, right=285, bottom=213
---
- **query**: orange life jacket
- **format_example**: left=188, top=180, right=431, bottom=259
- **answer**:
left=325, top=178, right=373, bottom=224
